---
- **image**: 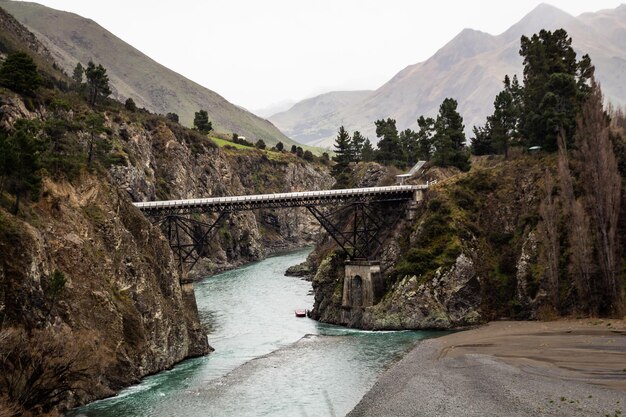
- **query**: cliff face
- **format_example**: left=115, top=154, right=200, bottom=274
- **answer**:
left=0, top=174, right=209, bottom=407
left=310, top=156, right=578, bottom=329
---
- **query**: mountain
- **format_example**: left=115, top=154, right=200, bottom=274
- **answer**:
left=271, top=3, right=626, bottom=148
left=0, top=0, right=299, bottom=147
left=270, top=90, right=372, bottom=145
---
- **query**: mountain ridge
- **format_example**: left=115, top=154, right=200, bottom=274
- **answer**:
left=0, top=0, right=303, bottom=148
left=271, top=3, right=626, bottom=148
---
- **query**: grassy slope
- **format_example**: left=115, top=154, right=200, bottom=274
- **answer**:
left=0, top=0, right=311, bottom=150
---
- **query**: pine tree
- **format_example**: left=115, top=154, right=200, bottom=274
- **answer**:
left=431, top=98, right=470, bottom=171
left=361, top=138, right=376, bottom=162
left=0, top=52, right=42, bottom=95
left=375, top=118, right=401, bottom=166
left=84, top=61, right=111, bottom=106
left=2, top=120, right=44, bottom=214
left=193, top=110, right=212, bottom=134
left=72, top=62, right=84, bottom=84
left=416, top=116, right=435, bottom=161
left=519, top=29, right=594, bottom=151
left=332, top=126, right=353, bottom=184
left=351, top=131, right=366, bottom=162
left=399, top=129, right=418, bottom=167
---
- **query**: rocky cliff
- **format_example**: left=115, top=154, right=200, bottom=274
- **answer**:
left=309, top=155, right=618, bottom=329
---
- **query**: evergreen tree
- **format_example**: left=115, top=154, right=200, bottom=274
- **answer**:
left=0, top=52, right=42, bottom=95
left=399, top=128, right=419, bottom=167
left=255, top=139, right=266, bottom=149
left=166, top=112, right=179, bottom=123
left=519, top=29, right=594, bottom=151
left=193, top=110, right=212, bottom=134
left=375, top=118, right=401, bottom=166
left=470, top=125, right=495, bottom=155
left=72, top=62, right=84, bottom=84
left=351, top=131, right=366, bottom=162
left=84, top=61, right=111, bottom=106
left=124, top=98, right=137, bottom=112
left=432, top=98, right=470, bottom=171
left=360, top=138, right=376, bottom=162
left=275, top=141, right=284, bottom=151
left=290, top=144, right=297, bottom=153
left=1, top=120, right=44, bottom=214
left=84, top=113, right=106, bottom=166
left=416, top=116, right=435, bottom=161
left=332, top=126, right=353, bottom=184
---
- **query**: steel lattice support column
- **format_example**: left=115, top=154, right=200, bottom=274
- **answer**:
left=153, top=213, right=227, bottom=274
left=307, top=201, right=403, bottom=260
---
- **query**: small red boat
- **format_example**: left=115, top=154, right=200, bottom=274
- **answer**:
left=295, top=309, right=306, bottom=317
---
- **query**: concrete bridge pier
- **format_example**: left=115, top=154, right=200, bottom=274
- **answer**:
left=342, top=260, right=383, bottom=309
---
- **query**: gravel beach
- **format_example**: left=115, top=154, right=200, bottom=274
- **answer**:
left=348, top=319, right=626, bottom=417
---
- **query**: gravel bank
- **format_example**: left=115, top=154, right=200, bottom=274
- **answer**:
left=349, top=320, right=626, bottom=417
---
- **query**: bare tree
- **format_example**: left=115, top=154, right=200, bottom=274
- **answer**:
left=0, top=327, right=90, bottom=415
left=538, top=170, right=560, bottom=307
left=557, top=133, right=594, bottom=311
left=575, top=80, right=622, bottom=313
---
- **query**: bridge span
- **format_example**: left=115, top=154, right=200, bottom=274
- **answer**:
left=133, top=185, right=427, bottom=274
left=133, top=185, right=426, bottom=215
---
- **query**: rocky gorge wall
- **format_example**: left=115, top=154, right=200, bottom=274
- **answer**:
left=309, top=156, right=582, bottom=330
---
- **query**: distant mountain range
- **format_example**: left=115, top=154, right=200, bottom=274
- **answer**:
left=270, top=3, right=626, bottom=148
left=0, top=0, right=301, bottom=148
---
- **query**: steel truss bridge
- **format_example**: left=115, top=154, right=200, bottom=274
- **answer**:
left=133, top=185, right=426, bottom=273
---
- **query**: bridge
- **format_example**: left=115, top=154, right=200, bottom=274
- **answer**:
left=133, top=185, right=427, bottom=273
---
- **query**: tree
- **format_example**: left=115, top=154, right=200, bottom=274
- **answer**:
left=1, top=120, right=44, bottom=214
left=166, top=112, right=179, bottom=123
left=84, top=113, right=106, bottom=166
left=193, top=110, right=212, bottom=134
left=470, top=124, right=495, bottom=156
left=399, top=128, right=418, bottom=167
left=255, top=139, right=266, bottom=149
left=72, top=62, right=84, bottom=84
left=275, top=141, right=284, bottom=151
left=360, top=138, right=376, bottom=162
left=375, top=118, right=401, bottom=166
left=519, top=29, right=594, bottom=151
left=351, top=131, right=366, bottom=162
left=290, top=144, right=297, bottom=154
left=303, top=150, right=314, bottom=161
left=574, top=81, right=621, bottom=313
left=431, top=98, right=470, bottom=171
left=84, top=61, right=111, bottom=106
left=416, top=116, right=435, bottom=161
left=296, top=146, right=304, bottom=158
left=124, top=97, right=137, bottom=112
left=0, top=52, right=42, bottom=95
left=488, top=76, right=521, bottom=158
left=332, top=126, right=353, bottom=182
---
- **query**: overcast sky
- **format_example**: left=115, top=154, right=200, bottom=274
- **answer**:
left=17, top=0, right=625, bottom=111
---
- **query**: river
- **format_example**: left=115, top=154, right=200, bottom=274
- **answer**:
left=72, top=248, right=439, bottom=417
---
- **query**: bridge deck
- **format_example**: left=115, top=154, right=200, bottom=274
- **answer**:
left=133, top=185, right=425, bottom=215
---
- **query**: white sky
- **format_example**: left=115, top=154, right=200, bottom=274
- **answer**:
left=17, top=0, right=625, bottom=111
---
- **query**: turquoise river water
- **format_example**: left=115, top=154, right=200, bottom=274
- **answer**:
left=72, top=248, right=439, bottom=417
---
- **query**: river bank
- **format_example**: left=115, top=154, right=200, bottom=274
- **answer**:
left=348, top=319, right=626, bottom=417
